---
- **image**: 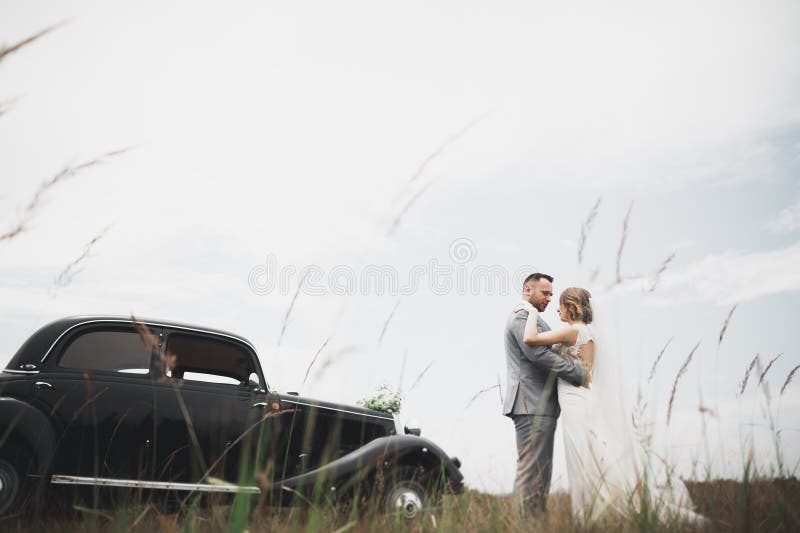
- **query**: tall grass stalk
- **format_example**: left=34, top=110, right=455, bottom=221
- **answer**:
left=577, top=196, right=602, bottom=265
left=53, top=226, right=111, bottom=289
left=666, top=341, right=701, bottom=426
left=0, top=23, right=64, bottom=63
left=781, top=364, right=800, bottom=396
left=377, top=299, right=401, bottom=347
left=758, top=353, right=783, bottom=385
left=739, top=353, right=760, bottom=397
left=1, top=149, right=129, bottom=242
left=648, top=337, right=673, bottom=383
left=717, top=304, right=738, bottom=349
left=614, top=201, right=634, bottom=285
left=276, top=270, right=309, bottom=345
left=647, top=252, right=676, bottom=292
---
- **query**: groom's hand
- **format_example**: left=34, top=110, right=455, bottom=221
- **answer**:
left=512, top=301, right=535, bottom=314
left=582, top=371, right=592, bottom=388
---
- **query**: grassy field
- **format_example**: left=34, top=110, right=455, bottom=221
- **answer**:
left=0, top=477, right=797, bottom=532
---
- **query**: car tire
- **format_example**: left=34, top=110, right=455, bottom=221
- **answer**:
left=0, top=457, right=23, bottom=517
left=379, top=465, right=441, bottom=520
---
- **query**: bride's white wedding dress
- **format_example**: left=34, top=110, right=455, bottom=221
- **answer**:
left=557, top=322, right=704, bottom=523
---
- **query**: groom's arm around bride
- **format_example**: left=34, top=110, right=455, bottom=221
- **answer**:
left=503, top=273, right=587, bottom=517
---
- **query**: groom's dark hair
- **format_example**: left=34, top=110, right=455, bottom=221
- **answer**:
left=523, top=272, right=553, bottom=287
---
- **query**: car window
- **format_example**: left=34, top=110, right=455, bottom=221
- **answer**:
left=59, top=330, right=152, bottom=374
left=164, top=333, right=254, bottom=386
left=181, top=371, right=241, bottom=386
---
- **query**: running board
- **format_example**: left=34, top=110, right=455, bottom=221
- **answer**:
left=50, top=475, right=261, bottom=494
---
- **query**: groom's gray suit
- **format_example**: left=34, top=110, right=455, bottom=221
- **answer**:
left=503, top=309, right=586, bottom=515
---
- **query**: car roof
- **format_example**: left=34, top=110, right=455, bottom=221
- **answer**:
left=6, top=315, right=258, bottom=371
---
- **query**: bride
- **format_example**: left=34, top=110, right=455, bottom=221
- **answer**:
left=514, top=288, right=704, bottom=524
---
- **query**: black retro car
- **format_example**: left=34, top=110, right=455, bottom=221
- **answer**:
left=0, top=316, right=462, bottom=517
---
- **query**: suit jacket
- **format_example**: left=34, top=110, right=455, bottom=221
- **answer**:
left=503, top=309, right=586, bottom=418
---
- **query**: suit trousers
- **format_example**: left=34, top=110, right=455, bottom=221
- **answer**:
left=513, top=414, right=557, bottom=516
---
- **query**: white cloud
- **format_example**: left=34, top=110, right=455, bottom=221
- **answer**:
left=647, top=242, right=800, bottom=305
left=766, top=199, right=800, bottom=233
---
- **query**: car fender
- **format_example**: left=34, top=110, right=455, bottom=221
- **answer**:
left=273, top=434, right=463, bottom=500
left=0, top=397, right=57, bottom=474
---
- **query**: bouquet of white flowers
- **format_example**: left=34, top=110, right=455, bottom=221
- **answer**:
left=357, top=384, right=401, bottom=414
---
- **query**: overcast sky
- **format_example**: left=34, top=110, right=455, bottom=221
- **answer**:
left=2, top=0, right=799, bottom=493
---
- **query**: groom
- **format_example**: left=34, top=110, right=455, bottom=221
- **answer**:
left=503, top=272, right=588, bottom=516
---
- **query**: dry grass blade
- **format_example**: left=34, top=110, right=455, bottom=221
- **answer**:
left=314, top=345, right=360, bottom=380
left=0, top=22, right=64, bottom=64
left=0, top=96, right=20, bottom=118
left=666, top=341, right=701, bottom=426
left=389, top=113, right=489, bottom=235
left=302, top=335, right=331, bottom=387
left=614, top=201, right=634, bottom=285
left=577, top=196, right=602, bottom=264
left=277, top=270, right=308, bottom=345
left=386, top=179, right=434, bottom=237
left=154, top=514, right=180, bottom=533
left=72, top=388, right=108, bottom=421
left=280, top=485, right=315, bottom=507
left=132, top=315, right=160, bottom=351
left=53, top=225, right=111, bottom=288
left=590, top=266, right=600, bottom=284
left=648, top=251, right=676, bottom=292
left=0, top=226, right=24, bottom=242
left=194, top=408, right=296, bottom=491
left=27, top=148, right=133, bottom=215
left=73, top=505, right=113, bottom=521
left=406, top=361, right=434, bottom=394
left=648, top=337, right=673, bottom=383
left=406, top=112, right=489, bottom=185
left=126, top=505, right=152, bottom=533
left=377, top=298, right=401, bottom=346
left=397, top=349, right=407, bottom=392
left=465, top=383, right=500, bottom=408
left=1, top=148, right=131, bottom=243
left=781, top=364, right=800, bottom=396
left=332, top=521, right=358, bottom=533
left=631, top=385, right=651, bottom=447
left=698, top=404, right=719, bottom=418
left=758, top=353, right=783, bottom=385
left=718, top=304, right=738, bottom=348
left=739, top=353, right=760, bottom=396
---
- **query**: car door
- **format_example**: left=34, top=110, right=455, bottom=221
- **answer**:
left=151, top=329, right=270, bottom=485
left=33, top=323, right=157, bottom=480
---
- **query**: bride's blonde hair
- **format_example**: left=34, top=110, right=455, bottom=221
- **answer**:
left=559, top=287, right=593, bottom=323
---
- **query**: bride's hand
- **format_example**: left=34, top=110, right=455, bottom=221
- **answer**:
left=512, top=301, right=535, bottom=314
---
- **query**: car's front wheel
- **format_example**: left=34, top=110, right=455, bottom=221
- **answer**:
left=380, top=466, right=442, bottom=520
left=0, top=457, right=23, bottom=516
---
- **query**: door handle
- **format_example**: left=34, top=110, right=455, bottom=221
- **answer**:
left=35, top=381, right=54, bottom=391
left=252, top=402, right=268, bottom=409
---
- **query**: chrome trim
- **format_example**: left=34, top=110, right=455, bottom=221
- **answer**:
left=390, top=487, right=423, bottom=519
left=50, top=475, right=260, bottom=494
left=3, top=369, right=40, bottom=375
left=282, top=399, right=394, bottom=421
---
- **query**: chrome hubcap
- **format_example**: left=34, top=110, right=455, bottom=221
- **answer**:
left=391, top=488, right=423, bottom=519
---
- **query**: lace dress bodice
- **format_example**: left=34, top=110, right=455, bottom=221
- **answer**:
left=560, top=322, right=594, bottom=374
